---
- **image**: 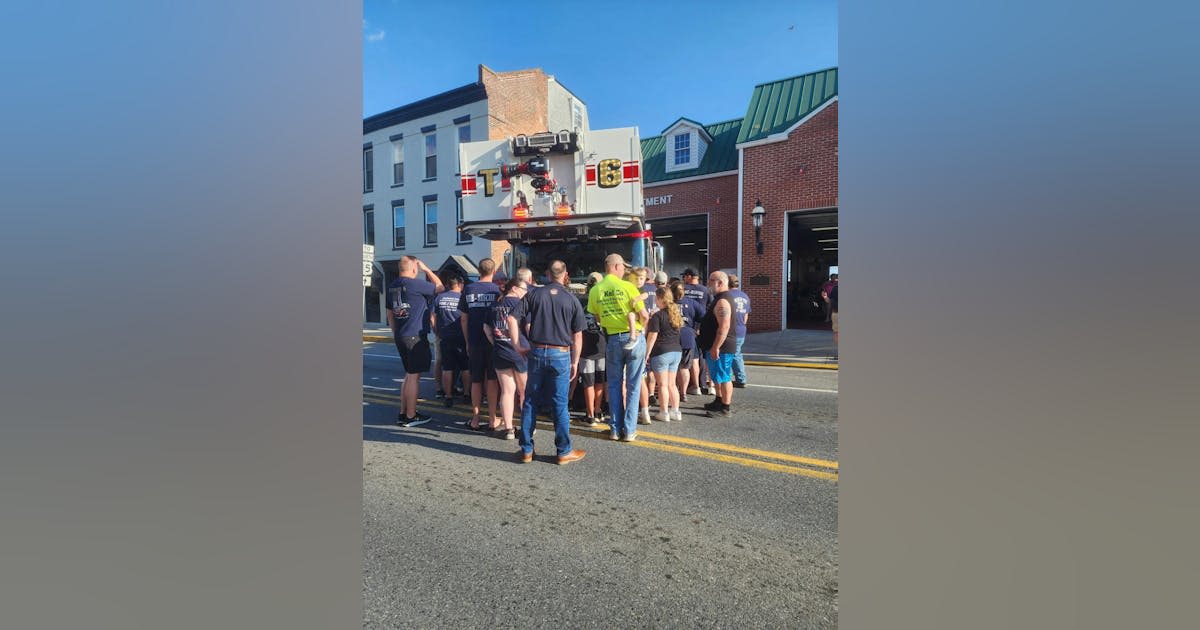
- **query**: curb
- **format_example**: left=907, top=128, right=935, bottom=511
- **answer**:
left=364, top=334, right=838, bottom=370
left=745, top=360, right=838, bottom=370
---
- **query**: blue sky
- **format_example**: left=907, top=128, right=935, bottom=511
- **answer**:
left=364, top=0, right=837, bottom=136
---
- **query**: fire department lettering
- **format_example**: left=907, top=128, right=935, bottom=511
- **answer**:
left=477, top=168, right=499, bottom=196
left=597, top=158, right=622, bottom=188
left=473, top=158, right=627, bottom=196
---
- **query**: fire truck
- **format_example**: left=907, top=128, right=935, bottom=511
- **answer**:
left=457, top=127, right=663, bottom=291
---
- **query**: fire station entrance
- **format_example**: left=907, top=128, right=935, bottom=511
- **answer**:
left=785, top=208, right=838, bottom=329
left=648, top=214, right=709, bottom=279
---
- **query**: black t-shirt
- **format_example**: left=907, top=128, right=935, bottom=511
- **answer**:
left=697, top=291, right=737, bottom=354
left=830, top=285, right=838, bottom=313
left=580, top=310, right=605, bottom=360
left=511, top=282, right=586, bottom=348
left=457, top=281, right=500, bottom=345
left=434, top=290, right=463, bottom=338
left=646, top=308, right=682, bottom=357
left=487, top=294, right=528, bottom=363
left=388, top=277, right=436, bottom=337
left=677, top=299, right=699, bottom=349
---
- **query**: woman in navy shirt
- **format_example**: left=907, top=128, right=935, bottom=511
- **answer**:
left=485, top=269, right=532, bottom=440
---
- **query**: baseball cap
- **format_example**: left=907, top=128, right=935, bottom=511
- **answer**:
left=654, top=271, right=668, bottom=284
left=587, top=272, right=603, bottom=284
left=682, top=268, right=697, bottom=277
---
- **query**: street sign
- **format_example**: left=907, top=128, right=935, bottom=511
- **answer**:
left=363, top=244, right=375, bottom=262
left=363, top=275, right=372, bottom=287
left=362, top=261, right=374, bottom=277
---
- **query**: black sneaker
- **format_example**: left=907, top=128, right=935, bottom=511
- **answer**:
left=400, top=411, right=432, bottom=427
left=443, top=396, right=454, bottom=408
left=573, top=416, right=599, bottom=427
left=435, top=389, right=446, bottom=399
left=705, top=405, right=732, bottom=418
left=732, top=381, right=746, bottom=389
left=703, top=399, right=724, bottom=411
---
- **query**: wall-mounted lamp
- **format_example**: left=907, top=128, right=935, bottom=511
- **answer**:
left=751, top=200, right=766, bottom=255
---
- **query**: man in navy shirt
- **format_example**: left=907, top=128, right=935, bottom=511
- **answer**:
left=388, top=255, right=443, bottom=427
left=727, top=274, right=752, bottom=387
left=508, top=260, right=588, bottom=465
left=681, top=268, right=716, bottom=395
left=458, top=258, right=502, bottom=430
left=433, top=275, right=467, bottom=407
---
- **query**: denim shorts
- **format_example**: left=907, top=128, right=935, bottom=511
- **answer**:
left=648, top=351, right=682, bottom=373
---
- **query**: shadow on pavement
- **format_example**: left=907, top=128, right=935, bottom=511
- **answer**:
left=362, top=424, right=519, bottom=464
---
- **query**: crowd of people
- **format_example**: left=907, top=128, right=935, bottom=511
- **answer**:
left=385, top=253, right=754, bottom=465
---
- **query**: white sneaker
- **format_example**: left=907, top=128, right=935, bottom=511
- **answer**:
left=638, top=409, right=652, bottom=425
left=657, top=411, right=671, bottom=423
left=671, top=409, right=683, bottom=422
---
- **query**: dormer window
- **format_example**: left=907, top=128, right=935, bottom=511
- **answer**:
left=661, top=117, right=711, bottom=173
left=673, top=133, right=691, bottom=165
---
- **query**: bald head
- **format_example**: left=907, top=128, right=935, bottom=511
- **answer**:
left=547, top=260, right=568, bottom=283
left=707, top=270, right=729, bottom=292
left=604, top=253, right=627, bottom=276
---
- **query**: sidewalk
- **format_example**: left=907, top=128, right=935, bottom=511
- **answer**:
left=739, top=329, right=837, bottom=369
left=364, top=324, right=837, bottom=370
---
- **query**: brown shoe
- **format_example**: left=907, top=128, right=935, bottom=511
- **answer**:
left=518, top=451, right=534, bottom=463
left=556, top=449, right=587, bottom=465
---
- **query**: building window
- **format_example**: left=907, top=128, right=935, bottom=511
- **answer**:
left=424, top=198, right=438, bottom=247
left=391, top=140, right=404, bottom=186
left=458, top=124, right=470, bottom=145
left=673, top=133, right=691, bottom=166
left=573, top=101, right=584, bottom=132
left=456, top=194, right=471, bottom=244
left=363, top=206, right=374, bottom=246
left=391, top=201, right=405, bottom=249
left=424, top=132, right=437, bottom=179
left=362, top=145, right=373, bottom=192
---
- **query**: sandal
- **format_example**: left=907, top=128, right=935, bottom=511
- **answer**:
left=467, top=418, right=485, bottom=431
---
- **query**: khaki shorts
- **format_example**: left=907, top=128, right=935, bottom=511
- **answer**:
left=831, top=311, right=839, bottom=332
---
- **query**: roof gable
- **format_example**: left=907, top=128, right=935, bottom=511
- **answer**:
left=735, top=67, right=837, bottom=145
left=661, top=117, right=713, bottom=143
left=640, top=118, right=742, bottom=184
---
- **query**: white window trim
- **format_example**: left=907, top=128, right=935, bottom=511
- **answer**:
left=424, top=132, right=437, bottom=180
left=392, top=203, right=405, bottom=250
left=392, top=141, right=404, bottom=186
left=664, top=128, right=700, bottom=173
left=456, top=195, right=471, bottom=244
left=423, top=199, right=438, bottom=247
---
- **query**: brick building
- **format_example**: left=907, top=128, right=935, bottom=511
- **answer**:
left=642, top=67, right=838, bottom=332
left=640, top=118, right=741, bottom=278
left=737, top=68, right=838, bottom=332
left=361, top=65, right=589, bottom=322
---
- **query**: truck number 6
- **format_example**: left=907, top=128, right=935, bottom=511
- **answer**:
left=597, top=158, right=622, bottom=188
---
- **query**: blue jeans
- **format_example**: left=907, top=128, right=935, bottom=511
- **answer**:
left=604, top=332, right=647, bottom=438
left=732, top=336, right=747, bottom=384
left=519, top=347, right=573, bottom=457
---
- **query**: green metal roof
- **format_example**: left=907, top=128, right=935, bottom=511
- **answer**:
left=735, top=67, right=837, bottom=144
left=640, top=118, right=742, bottom=184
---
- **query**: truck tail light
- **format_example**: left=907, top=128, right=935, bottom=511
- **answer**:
left=555, top=202, right=571, bottom=218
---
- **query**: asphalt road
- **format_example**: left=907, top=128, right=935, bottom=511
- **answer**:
left=362, top=341, right=838, bottom=629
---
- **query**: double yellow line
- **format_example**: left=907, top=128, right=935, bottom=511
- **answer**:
left=362, top=390, right=838, bottom=482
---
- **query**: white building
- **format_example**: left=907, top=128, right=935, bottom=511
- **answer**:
left=363, top=65, right=589, bottom=323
